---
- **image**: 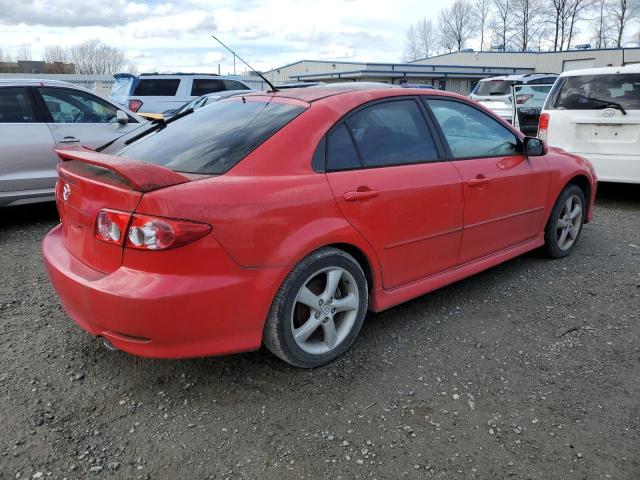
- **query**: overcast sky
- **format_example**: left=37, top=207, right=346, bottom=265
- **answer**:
left=0, top=0, right=459, bottom=74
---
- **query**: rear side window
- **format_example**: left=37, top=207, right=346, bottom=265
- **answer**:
left=223, top=80, right=251, bottom=91
left=345, top=100, right=438, bottom=168
left=133, top=79, right=180, bottom=96
left=426, top=99, right=520, bottom=158
left=191, top=79, right=224, bottom=96
left=118, top=99, right=305, bottom=174
left=327, top=124, right=361, bottom=170
left=474, top=80, right=512, bottom=96
left=0, top=87, right=35, bottom=123
left=546, top=73, right=640, bottom=110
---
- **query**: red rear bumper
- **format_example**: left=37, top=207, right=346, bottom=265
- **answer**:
left=42, top=225, right=284, bottom=359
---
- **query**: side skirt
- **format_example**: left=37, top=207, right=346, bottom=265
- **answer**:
left=369, top=234, right=545, bottom=312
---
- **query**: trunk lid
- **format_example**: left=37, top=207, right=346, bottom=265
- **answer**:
left=55, top=147, right=190, bottom=273
left=569, top=110, right=640, bottom=155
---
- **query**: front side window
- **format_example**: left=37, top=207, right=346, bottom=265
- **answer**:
left=546, top=73, right=640, bottom=111
left=40, top=87, right=119, bottom=124
left=426, top=99, right=520, bottom=158
left=223, top=80, right=251, bottom=91
left=118, top=99, right=305, bottom=174
left=0, top=87, right=35, bottom=123
left=191, top=79, right=224, bottom=96
left=345, top=100, right=439, bottom=168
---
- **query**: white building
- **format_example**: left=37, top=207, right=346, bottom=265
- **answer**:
left=265, top=47, right=640, bottom=94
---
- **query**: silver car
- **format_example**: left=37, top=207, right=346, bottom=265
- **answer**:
left=0, top=80, right=148, bottom=207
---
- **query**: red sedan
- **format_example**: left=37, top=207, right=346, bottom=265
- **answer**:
left=42, top=86, right=597, bottom=368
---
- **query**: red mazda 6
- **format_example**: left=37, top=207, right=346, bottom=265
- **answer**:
left=42, top=86, right=597, bottom=367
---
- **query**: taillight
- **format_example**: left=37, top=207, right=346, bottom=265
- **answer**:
left=538, top=113, right=550, bottom=141
left=95, top=210, right=211, bottom=250
left=128, top=99, right=143, bottom=112
left=516, top=94, right=533, bottom=105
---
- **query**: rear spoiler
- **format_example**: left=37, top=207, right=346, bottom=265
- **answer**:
left=55, top=147, right=190, bottom=192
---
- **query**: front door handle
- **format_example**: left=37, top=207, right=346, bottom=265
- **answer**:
left=468, top=176, right=490, bottom=187
left=344, top=189, right=380, bottom=201
left=60, top=136, right=80, bottom=144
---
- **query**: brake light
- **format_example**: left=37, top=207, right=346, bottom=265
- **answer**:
left=127, top=214, right=211, bottom=250
left=538, top=113, right=550, bottom=141
left=128, top=99, right=143, bottom=112
left=94, top=210, right=211, bottom=250
left=516, top=94, right=533, bottom=105
left=95, top=210, right=131, bottom=246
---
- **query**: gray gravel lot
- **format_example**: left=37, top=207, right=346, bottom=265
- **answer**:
left=1, top=184, right=639, bottom=480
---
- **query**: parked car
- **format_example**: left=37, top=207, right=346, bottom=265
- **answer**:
left=109, top=73, right=253, bottom=115
left=539, top=64, right=640, bottom=183
left=0, top=80, right=147, bottom=207
left=162, top=89, right=257, bottom=118
left=470, top=73, right=558, bottom=124
left=43, top=86, right=596, bottom=368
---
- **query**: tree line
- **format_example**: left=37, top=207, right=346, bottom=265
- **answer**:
left=403, top=0, right=640, bottom=61
left=0, top=40, right=136, bottom=75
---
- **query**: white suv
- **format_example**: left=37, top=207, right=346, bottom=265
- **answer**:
left=539, top=64, right=640, bottom=184
left=109, top=73, right=254, bottom=115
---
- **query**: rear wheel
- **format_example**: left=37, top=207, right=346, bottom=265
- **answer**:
left=263, top=248, right=368, bottom=368
left=544, top=185, right=586, bottom=258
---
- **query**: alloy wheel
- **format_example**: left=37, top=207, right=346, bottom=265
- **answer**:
left=555, top=194, right=583, bottom=251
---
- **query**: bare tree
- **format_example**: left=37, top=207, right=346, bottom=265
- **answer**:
left=0, top=48, right=12, bottom=63
left=417, top=17, right=437, bottom=58
left=15, top=46, right=32, bottom=61
left=69, top=40, right=128, bottom=74
left=438, top=0, right=478, bottom=51
left=610, top=0, right=640, bottom=46
left=476, top=0, right=493, bottom=50
left=512, top=0, right=547, bottom=50
left=403, top=25, right=422, bottom=61
left=590, top=0, right=614, bottom=46
left=43, top=45, right=69, bottom=64
left=566, top=0, right=594, bottom=49
left=492, top=0, right=512, bottom=50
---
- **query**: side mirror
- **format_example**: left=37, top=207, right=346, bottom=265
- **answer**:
left=524, top=136, right=545, bottom=157
left=116, top=110, right=129, bottom=125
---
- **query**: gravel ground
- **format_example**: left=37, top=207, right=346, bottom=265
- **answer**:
left=1, top=184, right=638, bottom=480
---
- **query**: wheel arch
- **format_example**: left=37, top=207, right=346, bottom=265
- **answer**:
left=566, top=174, right=592, bottom=222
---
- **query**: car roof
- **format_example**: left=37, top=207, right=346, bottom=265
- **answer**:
left=559, top=63, right=640, bottom=77
left=243, top=84, right=462, bottom=103
left=0, top=79, right=80, bottom=88
left=479, top=73, right=558, bottom=82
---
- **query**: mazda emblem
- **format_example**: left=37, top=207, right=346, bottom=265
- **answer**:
left=62, top=183, right=71, bottom=201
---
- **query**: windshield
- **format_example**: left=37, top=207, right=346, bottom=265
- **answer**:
left=474, top=80, right=514, bottom=96
left=546, top=73, right=640, bottom=110
left=109, top=75, right=136, bottom=107
left=118, top=98, right=306, bottom=174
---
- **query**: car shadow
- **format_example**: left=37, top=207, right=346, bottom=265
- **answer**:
left=0, top=202, right=59, bottom=229
left=595, top=182, right=640, bottom=208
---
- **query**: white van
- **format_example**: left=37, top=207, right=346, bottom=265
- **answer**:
left=539, top=64, right=640, bottom=183
left=109, top=73, right=255, bottom=115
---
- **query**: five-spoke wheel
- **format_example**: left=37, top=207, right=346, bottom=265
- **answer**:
left=263, top=248, right=368, bottom=368
left=544, top=184, right=586, bottom=258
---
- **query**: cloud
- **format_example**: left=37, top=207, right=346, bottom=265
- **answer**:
left=0, top=0, right=134, bottom=27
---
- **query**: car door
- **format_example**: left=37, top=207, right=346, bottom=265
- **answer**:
left=0, top=86, right=58, bottom=201
left=37, top=87, right=141, bottom=150
left=424, top=98, right=549, bottom=265
left=324, top=98, right=464, bottom=290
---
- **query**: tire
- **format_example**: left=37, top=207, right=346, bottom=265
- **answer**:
left=544, top=184, right=586, bottom=258
left=263, top=248, right=368, bottom=368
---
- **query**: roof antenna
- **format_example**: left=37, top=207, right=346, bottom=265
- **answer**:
left=211, top=34, right=279, bottom=93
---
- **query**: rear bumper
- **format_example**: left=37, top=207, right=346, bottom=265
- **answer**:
left=42, top=225, right=285, bottom=359
left=578, top=153, right=640, bottom=184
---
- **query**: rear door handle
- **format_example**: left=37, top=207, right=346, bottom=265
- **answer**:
left=468, top=176, right=490, bottom=187
left=344, top=189, right=380, bottom=201
left=60, top=136, right=80, bottom=144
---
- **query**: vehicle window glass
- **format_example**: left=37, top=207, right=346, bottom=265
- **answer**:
left=40, top=87, right=119, bottom=123
left=327, top=124, right=361, bottom=170
left=191, top=79, right=224, bottom=96
left=0, top=87, right=35, bottom=123
left=118, top=99, right=305, bottom=174
left=346, top=100, right=438, bottom=167
left=133, top=79, right=180, bottom=96
left=474, top=80, right=512, bottom=96
left=223, top=80, right=250, bottom=91
left=426, top=99, right=520, bottom=158
left=547, top=73, right=640, bottom=110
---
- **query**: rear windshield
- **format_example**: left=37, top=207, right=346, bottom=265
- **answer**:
left=546, top=73, right=640, bottom=110
left=133, top=79, right=180, bottom=96
left=474, top=80, right=515, bottom=96
left=117, top=98, right=305, bottom=174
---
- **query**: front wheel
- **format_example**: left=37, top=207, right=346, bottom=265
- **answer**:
left=263, top=248, right=368, bottom=368
left=544, top=184, right=586, bottom=258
